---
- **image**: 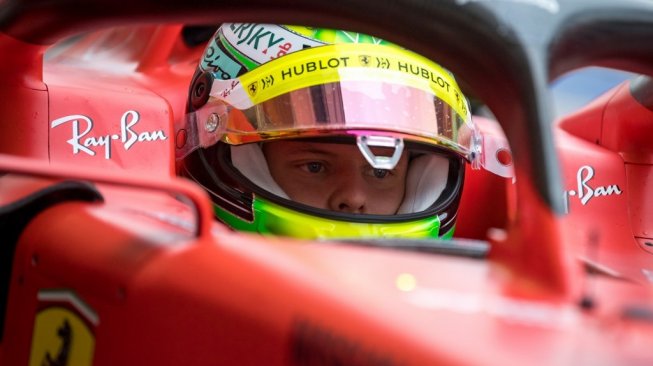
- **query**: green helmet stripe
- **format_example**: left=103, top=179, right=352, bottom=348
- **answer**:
left=214, top=197, right=443, bottom=240
left=219, top=34, right=259, bottom=71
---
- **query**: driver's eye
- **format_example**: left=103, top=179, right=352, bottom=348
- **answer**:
left=373, top=168, right=389, bottom=178
left=306, top=162, right=323, bottom=173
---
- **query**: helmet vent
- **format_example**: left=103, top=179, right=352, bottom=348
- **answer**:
left=190, top=72, right=213, bottom=110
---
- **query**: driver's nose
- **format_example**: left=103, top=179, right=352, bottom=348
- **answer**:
left=327, top=173, right=367, bottom=214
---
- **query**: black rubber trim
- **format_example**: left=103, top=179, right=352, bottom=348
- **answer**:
left=0, top=180, right=103, bottom=342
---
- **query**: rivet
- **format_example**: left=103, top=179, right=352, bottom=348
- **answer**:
left=206, top=113, right=220, bottom=133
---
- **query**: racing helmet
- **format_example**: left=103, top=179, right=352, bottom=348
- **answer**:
left=177, top=24, right=481, bottom=240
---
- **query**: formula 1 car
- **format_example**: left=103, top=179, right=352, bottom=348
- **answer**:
left=1, top=0, right=653, bottom=365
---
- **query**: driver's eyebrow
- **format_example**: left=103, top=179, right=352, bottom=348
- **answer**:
left=286, top=145, right=338, bottom=157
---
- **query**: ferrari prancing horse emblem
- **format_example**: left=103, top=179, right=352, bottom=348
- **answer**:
left=29, top=290, right=97, bottom=366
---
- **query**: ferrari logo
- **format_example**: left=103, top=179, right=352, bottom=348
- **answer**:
left=29, top=290, right=97, bottom=366
left=359, top=55, right=371, bottom=66
left=247, top=81, right=259, bottom=97
left=29, top=307, right=95, bottom=366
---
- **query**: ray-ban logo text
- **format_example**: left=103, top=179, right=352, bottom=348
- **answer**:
left=51, top=110, right=167, bottom=160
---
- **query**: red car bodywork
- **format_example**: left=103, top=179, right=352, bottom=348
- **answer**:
left=1, top=1, right=653, bottom=365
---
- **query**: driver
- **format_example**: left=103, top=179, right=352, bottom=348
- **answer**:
left=176, top=23, right=479, bottom=239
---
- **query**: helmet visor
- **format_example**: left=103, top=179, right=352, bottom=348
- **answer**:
left=177, top=43, right=477, bottom=160
left=234, top=80, right=473, bottom=151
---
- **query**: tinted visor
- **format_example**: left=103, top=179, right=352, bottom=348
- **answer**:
left=181, top=79, right=476, bottom=159
left=177, top=43, right=478, bottom=160
left=234, top=80, right=473, bottom=152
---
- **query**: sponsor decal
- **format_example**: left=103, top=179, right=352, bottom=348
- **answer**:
left=397, top=61, right=451, bottom=90
left=247, top=81, right=259, bottom=98
left=51, top=110, right=167, bottom=160
left=214, top=79, right=241, bottom=100
left=222, top=24, right=325, bottom=64
left=224, top=43, right=468, bottom=118
left=201, top=32, right=245, bottom=78
left=278, top=56, right=352, bottom=82
left=29, top=290, right=97, bottom=366
left=564, top=165, right=622, bottom=212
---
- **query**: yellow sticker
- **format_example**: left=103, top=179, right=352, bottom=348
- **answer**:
left=238, top=43, right=469, bottom=118
left=29, top=307, right=95, bottom=366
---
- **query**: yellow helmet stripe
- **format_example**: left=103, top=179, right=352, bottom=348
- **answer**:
left=213, top=43, right=469, bottom=119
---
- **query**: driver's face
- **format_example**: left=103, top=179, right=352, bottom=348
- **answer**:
left=263, top=140, right=409, bottom=214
